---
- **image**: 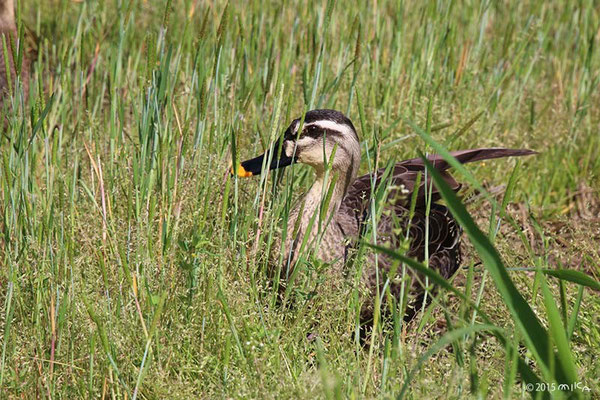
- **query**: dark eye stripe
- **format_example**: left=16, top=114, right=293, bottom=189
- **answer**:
left=304, top=126, right=344, bottom=139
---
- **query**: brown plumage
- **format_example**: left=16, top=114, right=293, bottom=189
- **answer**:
left=342, top=148, right=536, bottom=323
left=235, top=109, right=536, bottom=326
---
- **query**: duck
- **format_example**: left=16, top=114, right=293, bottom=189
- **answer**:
left=233, top=109, right=535, bottom=325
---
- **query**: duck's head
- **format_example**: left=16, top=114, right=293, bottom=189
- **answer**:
left=234, top=109, right=361, bottom=182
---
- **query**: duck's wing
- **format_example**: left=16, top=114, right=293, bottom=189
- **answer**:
left=344, top=148, right=535, bottom=325
left=399, top=148, right=537, bottom=172
left=343, top=148, right=536, bottom=212
left=340, top=147, right=536, bottom=246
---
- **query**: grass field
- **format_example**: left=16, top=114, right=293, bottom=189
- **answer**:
left=1, top=0, right=599, bottom=398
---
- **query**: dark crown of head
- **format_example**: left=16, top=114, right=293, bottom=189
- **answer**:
left=286, top=109, right=358, bottom=140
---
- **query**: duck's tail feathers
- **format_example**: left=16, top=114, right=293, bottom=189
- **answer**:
left=401, top=148, right=537, bottom=171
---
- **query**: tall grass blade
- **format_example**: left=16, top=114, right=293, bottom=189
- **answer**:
left=419, top=152, right=577, bottom=390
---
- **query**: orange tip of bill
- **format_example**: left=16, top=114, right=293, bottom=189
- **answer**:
left=231, top=163, right=253, bottom=177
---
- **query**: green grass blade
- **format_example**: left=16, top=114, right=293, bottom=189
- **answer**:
left=366, top=242, right=545, bottom=394
left=397, top=324, right=502, bottom=399
left=541, top=270, right=600, bottom=291
left=539, top=274, right=578, bottom=385
left=419, top=152, right=575, bottom=387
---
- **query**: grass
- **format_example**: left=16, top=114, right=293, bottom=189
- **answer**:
left=1, top=0, right=599, bottom=398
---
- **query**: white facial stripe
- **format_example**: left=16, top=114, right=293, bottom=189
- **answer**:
left=304, top=120, right=352, bottom=136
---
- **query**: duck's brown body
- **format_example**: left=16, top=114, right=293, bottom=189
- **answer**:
left=277, top=147, right=533, bottom=322
left=236, top=109, right=535, bottom=324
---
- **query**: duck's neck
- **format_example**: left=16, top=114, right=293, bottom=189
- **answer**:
left=287, top=164, right=356, bottom=256
left=276, top=170, right=345, bottom=280
left=303, top=167, right=349, bottom=221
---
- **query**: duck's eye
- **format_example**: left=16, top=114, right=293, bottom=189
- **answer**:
left=303, top=125, right=319, bottom=138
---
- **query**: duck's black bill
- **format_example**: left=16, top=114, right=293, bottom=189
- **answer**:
left=233, top=144, right=295, bottom=177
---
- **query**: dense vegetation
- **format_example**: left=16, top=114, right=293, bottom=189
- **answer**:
left=1, top=0, right=599, bottom=398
